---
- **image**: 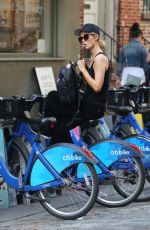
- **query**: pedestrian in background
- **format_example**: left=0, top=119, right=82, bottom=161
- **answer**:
left=116, top=22, right=148, bottom=88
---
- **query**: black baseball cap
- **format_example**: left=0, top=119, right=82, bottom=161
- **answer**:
left=74, top=23, right=100, bottom=36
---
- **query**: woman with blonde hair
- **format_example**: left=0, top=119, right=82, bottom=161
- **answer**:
left=44, top=23, right=110, bottom=144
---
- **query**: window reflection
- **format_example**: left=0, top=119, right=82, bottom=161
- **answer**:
left=0, top=0, right=44, bottom=53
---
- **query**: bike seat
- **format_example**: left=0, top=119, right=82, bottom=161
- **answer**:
left=39, top=117, right=57, bottom=129
left=107, top=105, right=133, bottom=115
left=27, top=117, right=57, bottom=134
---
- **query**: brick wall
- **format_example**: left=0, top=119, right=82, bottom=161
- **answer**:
left=117, top=0, right=141, bottom=46
left=117, top=0, right=150, bottom=49
left=80, top=0, right=84, bottom=26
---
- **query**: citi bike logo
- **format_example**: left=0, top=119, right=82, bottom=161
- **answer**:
left=63, top=154, right=82, bottom=161
left=110, top=149, right=129, bottom=155
left=139, top=146, right=150, bottom=152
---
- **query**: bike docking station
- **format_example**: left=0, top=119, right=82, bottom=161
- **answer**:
left=0, top=128, right=9, bottom=208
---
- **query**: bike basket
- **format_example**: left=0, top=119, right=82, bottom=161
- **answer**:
left=0, top=96, right=25, bottom=120
left=107, top=88, right=130, bottom=107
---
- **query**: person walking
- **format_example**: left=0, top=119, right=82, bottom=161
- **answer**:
left=116, top=22, right=148, bottom=88
left=44, top=23, right=110, bottom=144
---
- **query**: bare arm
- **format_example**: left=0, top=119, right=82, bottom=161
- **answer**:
left=77, top=55, right=109, bottom=92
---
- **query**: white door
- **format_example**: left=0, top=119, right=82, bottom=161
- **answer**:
left=84, top=0, right=98, bottom=25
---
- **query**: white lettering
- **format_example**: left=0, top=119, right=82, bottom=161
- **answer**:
left=139, top=146, right=150, bottom=152
left=110, top=149, right=129, bottom=155
left=63, top=154, right=82, bottom=161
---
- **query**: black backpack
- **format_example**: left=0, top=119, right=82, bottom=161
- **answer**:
left=57, top=62, right=80, bottom=109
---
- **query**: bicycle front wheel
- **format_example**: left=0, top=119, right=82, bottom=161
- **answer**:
left=38, top=162, right=99, bottom=220
left=96, top=156, right=145, bottom=207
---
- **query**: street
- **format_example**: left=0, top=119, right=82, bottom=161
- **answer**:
left=0, top=201, right=150, bottom=230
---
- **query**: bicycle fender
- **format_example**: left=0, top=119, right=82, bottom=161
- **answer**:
left=123, top=135, right=150, bottom=166
left=89, top=139, right=144, bottom=169
left=30, top=143, right=98, bottom=186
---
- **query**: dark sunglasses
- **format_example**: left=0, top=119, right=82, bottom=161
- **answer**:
left=78, top=33, right=92, bottom=43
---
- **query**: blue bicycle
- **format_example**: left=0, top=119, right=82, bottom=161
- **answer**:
left=7, top=94, right=146, bottom=208
left=92, top=86, right=150, bottom=202
left=0, top=96, right=100, bottom=220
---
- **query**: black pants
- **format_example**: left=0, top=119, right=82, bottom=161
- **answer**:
left=44, top=91, right=104, bottom=144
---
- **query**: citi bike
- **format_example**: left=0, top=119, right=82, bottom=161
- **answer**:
left=0, top=96, right=100, bottom=220
left=89, top=86, right=150, bottom=202
left=7, top=94, right=146, bottom=208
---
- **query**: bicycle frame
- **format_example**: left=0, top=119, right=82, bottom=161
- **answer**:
left=8, top=121, right=112, bottom=179
left=112, top=112, right=150, bottom=137
left=1, top=139, right=67, bottom=191
left=4, top=120, right=108, bottom=192
left=6, top=119, right=144, bottom=183
left=70, top=123, right=144, bottom=176
left=98, top=116, right=150, bottom=168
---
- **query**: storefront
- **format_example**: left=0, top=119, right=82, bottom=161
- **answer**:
left=0, top=0, right=80, bottom=96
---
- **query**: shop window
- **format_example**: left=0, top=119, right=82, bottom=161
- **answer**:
left=142, top=0, right=150, bottom=19
left=0, top=0, right=53, bottom=54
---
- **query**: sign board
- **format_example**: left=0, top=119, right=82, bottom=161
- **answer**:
left=35, top=67, right=57, bottom=96
left=0, top=129, right=9, bottom=208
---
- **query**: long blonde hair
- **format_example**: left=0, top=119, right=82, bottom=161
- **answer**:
left=98, top=37, right=105, bottom=50
left=92, top=32, right=105, bottom=50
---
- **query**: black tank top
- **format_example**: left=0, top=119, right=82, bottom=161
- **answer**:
left=82, top=52, right=110, bottom=107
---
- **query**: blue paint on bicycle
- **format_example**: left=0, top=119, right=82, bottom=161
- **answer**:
left=124, top=135, right=150, bottom=167
left=31, top=145, right=90, bottom=186
left=89, top=140, right=139, bottom=167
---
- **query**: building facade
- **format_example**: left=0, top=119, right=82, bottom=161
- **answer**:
left=0, top=0, right=81, bottom=96
left=0, top=0, right=150, bottom=96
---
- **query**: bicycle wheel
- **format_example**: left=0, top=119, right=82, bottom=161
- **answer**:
left=38, top=162, right=99, bottom=220
left=135, top=169, right=150, bottom=202
left=96, top=156, right=145, bottom=207
left=84, top=127, right=146, bottom=207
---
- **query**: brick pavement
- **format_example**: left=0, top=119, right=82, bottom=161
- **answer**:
left=0, top=201, right=150, bottom=230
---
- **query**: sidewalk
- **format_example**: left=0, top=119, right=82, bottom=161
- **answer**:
left=1, top=201, right=150, bottom=230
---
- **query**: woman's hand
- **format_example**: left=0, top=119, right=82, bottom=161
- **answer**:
left=66, top=63, right=71, bottom=69
left=77, top=59, right=86, bottom=73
